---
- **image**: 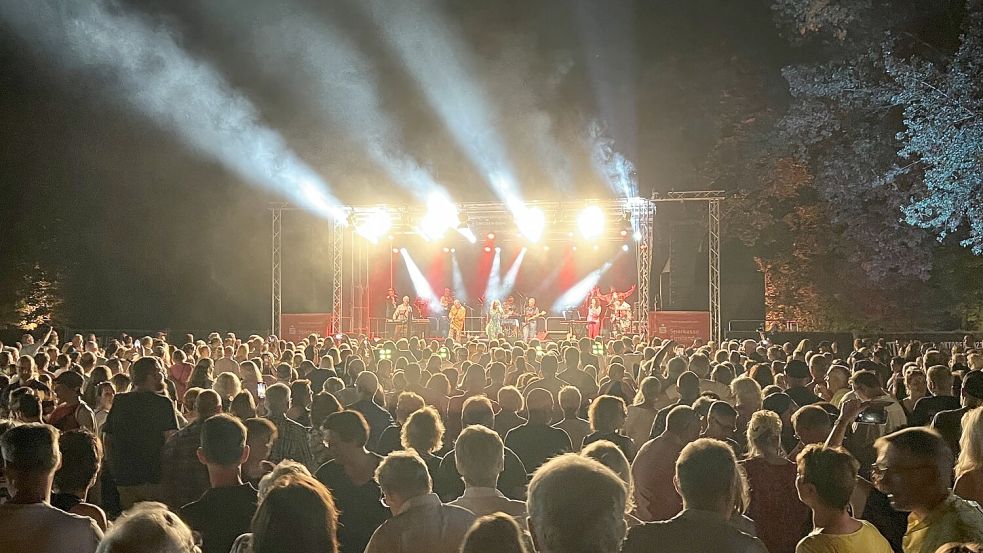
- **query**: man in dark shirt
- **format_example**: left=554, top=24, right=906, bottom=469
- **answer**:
left=160, top=390, right=222, bottom=508
left=651, top=372, right=701, bottom=439
left=911, top=365, right=961, bottom=426
left=785, top=360, right=822, bottom=407
left=349, top=371, right=393, bottom=453
left=932, top=370, right=983, bottom=455
left=180, top=414, right=257, bottom=553
left=103, top=357, right=178, bottom=509
left=505, top=388, right=572, bottom=475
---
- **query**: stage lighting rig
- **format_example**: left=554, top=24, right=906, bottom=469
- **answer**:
left=578, top=205, right=605, bottom=240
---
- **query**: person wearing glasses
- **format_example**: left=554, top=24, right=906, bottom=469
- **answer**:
left=872, top=427, right=983, bottom=553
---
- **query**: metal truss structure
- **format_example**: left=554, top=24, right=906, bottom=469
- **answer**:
left=654, top=191, right=725, bottom=344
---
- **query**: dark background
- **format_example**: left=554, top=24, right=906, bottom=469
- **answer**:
left=0, top=0, right=794, bottom=334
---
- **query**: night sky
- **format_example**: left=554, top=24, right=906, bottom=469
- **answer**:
left=0, top=0, right=789, bottom=334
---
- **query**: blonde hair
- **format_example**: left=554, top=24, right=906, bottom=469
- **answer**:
left=956, top=408, right=983, bottom=478
left=746, top=410, right=783, bottom=459
left=588, top=395, right=627, bottom=433
left=730, top=377, right=762, bottom=409
left=401, top=406, right=445, bottom=454
left=213, top=372, right=241, bottom=400
left=581, top=440, right=635, bottom=513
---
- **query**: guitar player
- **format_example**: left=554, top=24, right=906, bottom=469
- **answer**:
left=522, top=297, right=545, bottom=342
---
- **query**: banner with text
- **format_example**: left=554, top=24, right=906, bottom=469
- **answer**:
left=280, top=313, right=333, bottom=341
left=649, top=311, right=711, bottom=343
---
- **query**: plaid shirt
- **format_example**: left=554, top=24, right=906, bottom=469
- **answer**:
left=266, top=412, right=314, bottom=470
left=159, top=420, right=210, bottom=508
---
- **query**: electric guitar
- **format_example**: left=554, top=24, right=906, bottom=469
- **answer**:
left=522, top=310, right=547, bottom=329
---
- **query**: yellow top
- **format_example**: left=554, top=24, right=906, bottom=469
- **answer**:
left=796, top=520, right=892, bottom=553
left=449, top=305, right=466, bottom=330
left=903, top=494, right=983, bottom=553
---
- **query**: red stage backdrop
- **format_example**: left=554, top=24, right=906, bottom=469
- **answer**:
left=649, top=311, right=711, bottom=343
left=280, top=313, right=333, bottom=341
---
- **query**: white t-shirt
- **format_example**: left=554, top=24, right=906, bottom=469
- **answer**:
left=0, top=502, right=103, bottom=553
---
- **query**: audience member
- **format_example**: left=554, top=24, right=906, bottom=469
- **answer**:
left=553, top=385, right=591, bottom=452
left=461, top=512, right=530, bottom=553
left=250, top=472, right=339, bottom=553
left=263, top=382, right=313, bottom=469
left=631, top=405, right=700, bottom=521
left=53, top=429, right=108, bottom=530
left=350, top=371, right=394, bottom=452
left=95, top=502, right=196, bottom=553
left=505, top=388, right=573, bottom=474
left=583, top=394, right=635, bottom=459
left=933, top=370, right=983, bottom=456
left=450, top=424, right=526, bottom=520
left=953, top=407, right=983, bottom=504
left=160, top=389, right=221, bottom=508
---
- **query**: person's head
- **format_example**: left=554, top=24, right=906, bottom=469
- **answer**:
left=288, top=379, right=313, bottom=410
left=229, top=391, right=257, bottom=420
left=131, top=357, right=165, bottom=392
left=455, top=424, right=506, bottom=489
left=11, top=391, right=43, bottom=423
left=265, top=383, right=291, bottom=415
left=874, top=427, right=953, bottom=512
left=730, top=376, right=763, bottom=413
left=96, top=502, right=198, bottom=553
left=557, top=386, right=582, bottom=419
left=53, top=429, right=102, bottom=496
left=747, top=409, right=783, bottom=458
left=675, top=438, right=740, bottom=514
left=526, top=388, right=554, bottom=425
left=376, top=451, right=432, bottom=513
left=703, top=401, right=738, bottom=441
left=955, top=406, right=983, bottom=481
left=0, top=423, right=60, bottom=499
left=526, top=454, right=627, bottom=553
left=462, top=395, right=495, bottom=428
left=321, top=410, right=370, bottom=457
left=926, top=365, right=954, bottom=396
left=581, top=440, right=633, bottom=512
left=688, top=354, right=711, bottom=379
left=244, top=417, right=278, bottom=467
left=252, top=473, right=339, bottom=553
left=795, top=445, right=859, bottom=512
left=633, top=376, right=661, bottom=407
left=497, top=386, right=523, bottom=414
left=588, top=395, right=627, bottom=434
left=401, top=406, right=444, bottom=455
left=393, top=391, right=425, bottom=424
left=462, top=512, right=529, bottom=553
left=792, top=405, right=832, bottom=446
left=849, top=370, right=883, bottom=401
left=677, top=371, right=701, bottom=403
left=665, top=405, right=701, bottom=443
left=195, top=389, right=223, bottom=420
left=96, top=381, right=116, bottom=410
left=16, top=355, right=36, bottom=382
left=825, top=364, right=851, bottom=393
left=355, top=371, right=379, bottom=399
left=198, top=414, right=248, bottom=469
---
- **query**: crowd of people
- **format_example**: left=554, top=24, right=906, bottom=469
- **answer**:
left=1, top=324, right=983, bottom=553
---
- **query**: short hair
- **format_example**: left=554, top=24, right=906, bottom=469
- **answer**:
left=581, top=440, right=634, bottom=513
left=401, top=406, right=444, bottom=454
left=875, top=426, right=953, bottom=483
left=391, top=391, right=424, bottom=423
left=321, top=411, right=369, bottom=447
left=792, top=404, right=832, bottom=432
left=256, top=460, right=311, bottom=501
left=747, top=410, right=783, bottom=458
left=201, top=414, right=247, bottom=466
left=96, top=502, right=197, bottom=553
left=527, top=454, right=626, bottom=553
left=665, top=405, right=698, bottom=435
left=557, top=386, right=582, bottom=414
left=796, top=445, right=859, bottom=509
left=455, top=425, right=505, bottom=486
left=252, top=473, right=339, bottom=553
left=376, top=451, right=431, bottom=499
left=195, top=389, right=223, bottom=418
left=462, top=395, right=495, bottom=427
left=926, top=365, right=954, bottom=392
left=130, top=357, right=162, bottom=386
left=355, top=371, right=380, bottom=395
left=265, top=383, right=291, bottom=413
left=675, top=438, right=738, bottom=509
left=850, top=370, right=880, bottom=390
left=588, top=395, right=627, bottom=433
left=497, top=386, right=523, bottom=412
left=462, top=512, right=528, bottom=553
left=707, top=400, right=738, bottom=421
left=0, top=423, right=59, bottom=472
left=245, top=417, right=278, bottom=446
left=54, top=429, right=102, bottom=492
left=213, top=372, right=242, bottom=399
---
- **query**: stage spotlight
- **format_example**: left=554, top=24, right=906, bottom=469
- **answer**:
left=578, top=205, right=605, bottom=240
left=487, top=232, right=496, bottom=240
left=356, top=208, right=392, bottom=244
left=516, top=206, right=546, bottom=243
left=495, top=247, right=501, bottom=253
left=400, top=247, right=407, bottom=253
left=387, top=234, right=395, bottom=241
left=450, top=248, right=456, bottom=253
left=622, top=244, right=630, bottom=252
left=633, top=230, right=643, bottom=242
left=543, top=245, right=550, bottom=252
left=592, top=244, right=600, bottom=251
left=572, top=245, right=578, bottom=251
left=418, top=192, right=459, bottom=241
left=484, top=246, right=492, bottom=253
left=442, top=247, right=450, bottom=253
left=392, top=248, right=399, bottom=254
left=620, top=229, right=629, bottom=238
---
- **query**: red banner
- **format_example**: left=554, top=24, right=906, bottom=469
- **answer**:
left=280, top=313, right=333, bottom=342
left=649, top=311, right=711, bottom=343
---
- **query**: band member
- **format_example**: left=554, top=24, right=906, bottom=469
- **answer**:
left=384, top=288, right=398, bottom=319
left=392, top=296, right=412, bottom=339
left=486, top=299, right=504, bottom=340
left=587, top=296, right=602, bottom=339
left=522, top=297, right=544, bottom=342
left=448, top=299, right=467, bottom=342
left=438, top=288, right=453, bottom=336
left=610, top=293, right=632, bottom=337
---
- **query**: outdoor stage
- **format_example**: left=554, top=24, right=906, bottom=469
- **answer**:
left=271, top=192, right=724, bottom=343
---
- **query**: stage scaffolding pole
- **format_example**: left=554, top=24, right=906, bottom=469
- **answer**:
left=656, top=191, right=726, bottom=344
left=331, top=217, right=345, bottom=335
left=270, top=204, right=284, bottom=336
